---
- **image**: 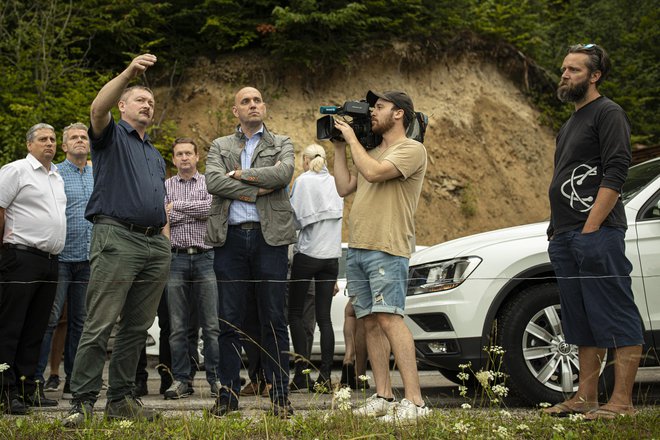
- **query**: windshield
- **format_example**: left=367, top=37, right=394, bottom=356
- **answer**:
left=622, top=158, right=660, bottom=203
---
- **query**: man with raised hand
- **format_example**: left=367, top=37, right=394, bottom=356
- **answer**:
left=63, top=54, right=170, bottom=427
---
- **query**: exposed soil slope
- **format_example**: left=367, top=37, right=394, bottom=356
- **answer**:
left=155, top=53, right=556, bottom=245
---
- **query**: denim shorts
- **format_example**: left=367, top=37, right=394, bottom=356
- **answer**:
left=346, top=248, right=409, bottom=318
left=548, top=226, right=644, bottom=348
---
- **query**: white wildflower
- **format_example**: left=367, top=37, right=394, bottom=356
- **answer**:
left=458, top=385, right=468, bottom=397
left=568, top=413, right=585, bottom=422
left=457, top=372, right=470, bottom=381
left=552, top=424, right=565, bottom=433
left=458, top=362, right=472, bottom=370
left=499, top=409, right=512, bottom=418
left=358, top=374, right=370, bottom=382
left=118, top=420, right=134, bottom=429
left=492, top=398, right=500, bottom=404
left=333, top=386, right=352, bottom=411
left=461, top=403, right=472, bottom=409
left=538, top=402, right=552, bottom=408
left=492, top=384, right=509, bottom=397
left=0, top=363, right=9, bottom=373
left=302, top=368, right=312, bottom=375
left=489, top=345, right=505, bottom=355
left=494, top=426, right=510, bottom=438
left=474, top=370, right=493, bottom=388
left=516, top=423, right=529, bottom=431
left=452, top=421, right=472, bottom=434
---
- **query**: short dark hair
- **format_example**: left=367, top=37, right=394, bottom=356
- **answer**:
left=567, top=44, right=611, bottom=86
left=172, top=137, right=197, bottom=154
left=120, top=85, right=154, bottom=102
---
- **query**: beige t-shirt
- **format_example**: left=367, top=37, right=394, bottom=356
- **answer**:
left=348, top=138, right=427, bottom=258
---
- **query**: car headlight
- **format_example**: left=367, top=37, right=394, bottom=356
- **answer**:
left=407, top=256, right=482, bottom=295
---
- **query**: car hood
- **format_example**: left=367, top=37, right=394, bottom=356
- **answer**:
left=412, top=221, right=550, bottom=265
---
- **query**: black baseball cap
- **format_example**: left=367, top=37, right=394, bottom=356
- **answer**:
left=366, top=90, right=415, bottom=116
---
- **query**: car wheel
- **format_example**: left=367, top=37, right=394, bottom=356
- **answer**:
left=497, top=283, right=613, bottom=404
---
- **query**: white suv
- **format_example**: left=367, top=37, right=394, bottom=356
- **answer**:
left=405, top=157, right=660, bottom=404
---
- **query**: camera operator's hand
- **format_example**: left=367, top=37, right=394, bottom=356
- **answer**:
left=334, top=119, right=360, bottom=147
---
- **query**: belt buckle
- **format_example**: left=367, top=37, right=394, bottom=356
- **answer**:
left=187, top=247, right=196, bottom=255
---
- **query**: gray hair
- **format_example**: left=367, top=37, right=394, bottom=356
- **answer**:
left=26, top=123, right=55, bottom=142
left=63, top=122, right=89, bottom=144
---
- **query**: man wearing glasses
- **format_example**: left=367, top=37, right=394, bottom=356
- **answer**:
left=544, top=44, right=643, bottom=420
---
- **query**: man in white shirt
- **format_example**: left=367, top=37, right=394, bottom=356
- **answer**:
left=0, top=123, right=67, bottom=415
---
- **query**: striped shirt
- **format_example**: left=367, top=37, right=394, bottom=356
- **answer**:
left=165, top=171, right=212, bottom=249
left=57, top=159, right=94, bottom=262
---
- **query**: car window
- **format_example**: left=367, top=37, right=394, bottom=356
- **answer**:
left=622, top=159, right=660, bottom=203
left=640, top=192, right=660, bottom=220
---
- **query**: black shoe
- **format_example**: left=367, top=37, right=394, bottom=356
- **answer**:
left=271, top=400, right=294, bottom=419
left=134, top=380, right=148, bottom=397
left=62, top=380, right=73, bottom=400
left=22, top=383, right=58, bottom=407
left=340, top=363, right=357, bottom=389
left=209, top=396, right=238, bottom=418
left=44, top=375, right=61, bottom=392
left=159, top=376, right=173, bottom=395
left=289, top=376, right=310, bottom=393
left=3, top=397, right=30, bottom=415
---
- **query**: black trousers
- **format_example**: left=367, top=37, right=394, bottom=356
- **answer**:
left=0, top=247, right=58, bottom=398
left=288, top=253, right=338, bottom=380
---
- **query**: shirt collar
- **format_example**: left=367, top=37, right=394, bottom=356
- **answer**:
left=237, top=124, right=264, bottom=141
left=26, top=153, right=57, bottom=173
left=118, top=119, right=151, bottom=143
left=175, top=171, right=201, bottom=182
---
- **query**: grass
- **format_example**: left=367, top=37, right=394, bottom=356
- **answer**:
left=1, top=405, right=659, bottom=439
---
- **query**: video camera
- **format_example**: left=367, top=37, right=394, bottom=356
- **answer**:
left=316, top=99, right=428, bottom=149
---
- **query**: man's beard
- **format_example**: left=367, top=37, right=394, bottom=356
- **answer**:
left=557, top=77, right=590, bottom=103
left=371, top=113, right=395, bottom=135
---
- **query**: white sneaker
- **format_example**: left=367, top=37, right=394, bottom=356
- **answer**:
left=352, top=394, right=396, bottom=417
left=379, top=398, right=430, bottom=424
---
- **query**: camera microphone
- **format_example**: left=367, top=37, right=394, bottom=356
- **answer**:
left=319, top=106, right=340, bottom=114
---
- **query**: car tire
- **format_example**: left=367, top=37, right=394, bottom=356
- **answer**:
left=497, top=283, right=614, bottom=404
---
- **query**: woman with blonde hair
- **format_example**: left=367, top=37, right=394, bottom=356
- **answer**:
left=288, top=144, right=343, bottom=392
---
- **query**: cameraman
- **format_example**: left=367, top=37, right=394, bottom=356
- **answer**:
left=333, top=90, right=428, bottom=423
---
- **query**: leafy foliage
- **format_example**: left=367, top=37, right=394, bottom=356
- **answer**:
left=0, top=0, right=657, bottom=165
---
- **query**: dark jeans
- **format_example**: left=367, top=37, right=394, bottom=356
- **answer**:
left=0, top=247, right=58, bottom=399
left=288, top=253, right=338, bottom=380
left=70, top=224, right=170, bottom=403
left=241, top=286, right=266, bottom=384
left=168, top=251, right=220, bottom=384
left=35, top=261, right=89, bottom=382
left=214, top=226, right=289, bottom=404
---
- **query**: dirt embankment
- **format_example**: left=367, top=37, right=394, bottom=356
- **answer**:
left=155, top=52, right=556, bottom=246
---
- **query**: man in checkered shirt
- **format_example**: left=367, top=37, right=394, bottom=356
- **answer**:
left=162, top=138, right=221, bottom=400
